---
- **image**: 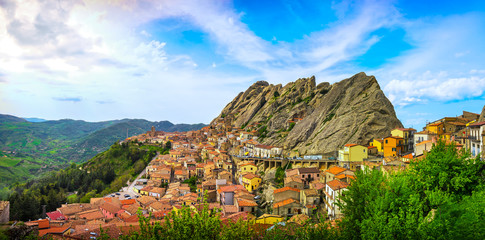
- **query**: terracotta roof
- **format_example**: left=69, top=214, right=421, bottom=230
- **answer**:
left=57, top=204, right=92, bottom=216
left=46, top=211, right=65, bottom=221
left=149, top=201, right=171, bottom=211
left=27, top=219, right=49, bottom=229
left=236, top=198, right=258, bottom=207
left=274, top=186, right=300, bottom=194
left=240, top=162, right=257, bottom=167
left=141, top=186, right=154, bottom=192
left=326, top=179, right=349, bottom=191
left=344, top=144, right=357, bottom=147
left=242, top=172, right=260, bottom=180
left=222, top=212, right=254, bottom=224
left=367, top=146, right=376, bottom=149
left=120, top=199, right=136, bottom=205
left=469, top=121, right=485, bottom=127
left=335, top=174, right=356, bottom=180
left=137, top=196, right=157, bottom=206
left=100, top=202, right=121, bottom=214
left=302, top=189, right=318, bottom=197
left=223, top=205, right=238, bottom=215
left=38, top=226, right=70, bottom=237
left=273, top=198, right=299, bottom=208
left=402, top=153, right=414, bottom=159
left=311, top=182, right=325, bottom=190
left=218, top=185, right=245, bottom=193
left=416, top=140, right=432, bottom=146
left=325, top=166, right=347, bottom=175
left=125, top=203, right=141, bottom=215
left=285, top=175, right=303, bottom=184
left=288, top=214, right=310, bottom=224
left=77, top=209, right=104, bottom=220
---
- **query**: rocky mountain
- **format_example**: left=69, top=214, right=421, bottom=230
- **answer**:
left=479, top=105, right=485, bottom=122
left=213, top=72, right=402, bottom=156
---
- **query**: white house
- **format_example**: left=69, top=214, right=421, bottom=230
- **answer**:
left=324, top=179, right=348, bottom=219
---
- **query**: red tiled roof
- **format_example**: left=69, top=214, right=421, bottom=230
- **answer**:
left=223, top=205, right=238, bottom=215
left=326, top=179, right=349, bottom=191
left=344, top=144, right=357, bottom=147
left=28, top=219, right=49, bottom=229
left=46, top=211, right=65, bottom=221
left=38, top=226, right=70, bottom=237
left=469, top=121, right=485, bottom=127
left=402, top=153, right=414, bottom=159
left=273, top=186, right=300, bottom=194
left=218, top=185, right=245, bottom=193
left=240, top=162, right=256, bottom=167
left=100, top=202, right=121, bottom=214
left=120, top=199, right=136, bottom=205
left=325, top=166, right=347, bottom=175
left=77, top=209, right=104, bottom=220
left=242, top=173, right=260, bottom=180
left=273, top=199, right=298, bottom=208
left=416, top=140, right=432, bottom=146
left=237, top=198, right=258, bottom=207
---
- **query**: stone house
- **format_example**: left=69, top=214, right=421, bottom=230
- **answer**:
left=273, top=187, right=300, bottom=203
left=284, top=176, right=304, bottom=190
left=273, top=199, right=302, bottom=217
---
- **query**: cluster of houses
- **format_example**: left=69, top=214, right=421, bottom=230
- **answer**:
left=16, top=110, right=485, bottom=238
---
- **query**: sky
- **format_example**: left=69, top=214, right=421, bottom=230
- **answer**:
left=0, top=0, right=484, bottom=130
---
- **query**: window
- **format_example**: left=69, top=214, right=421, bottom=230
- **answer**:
left=392, top=148, right=396, bottom=151
left=385, top=140, right=388, bottom=144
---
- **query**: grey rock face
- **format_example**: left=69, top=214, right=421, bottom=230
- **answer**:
left=214, top=72, right=403, bottom=156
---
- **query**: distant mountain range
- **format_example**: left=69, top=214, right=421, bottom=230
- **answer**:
left=0, top=114, right=206, bottom=188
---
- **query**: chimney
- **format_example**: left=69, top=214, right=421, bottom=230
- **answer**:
left=42, top=205, right=46, bottom=219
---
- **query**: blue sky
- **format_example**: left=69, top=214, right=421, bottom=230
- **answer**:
left=0, top=0, right=484, bottom=130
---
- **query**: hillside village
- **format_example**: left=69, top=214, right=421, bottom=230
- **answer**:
left=3, top=110, right=484, bottom=238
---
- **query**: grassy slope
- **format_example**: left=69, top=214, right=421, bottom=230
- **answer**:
left=0, top=114, right=205, bottom=189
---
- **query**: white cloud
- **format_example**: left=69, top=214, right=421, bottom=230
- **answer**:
left=377, top=13, right=485, bottom=107
left=385, top=75, right=485, bottom=106
left=1, top=0, right=483, bottom=125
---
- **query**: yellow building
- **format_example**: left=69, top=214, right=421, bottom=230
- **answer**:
left=255, top=214, right=283, bottom=224
left=242, top=173, right=262, bottom=192
left=383, top=136, right=404, bottom=157
left=391, top=128, right=416, bottom=153
left=338, top=144, right=368, bottom=165
left=370, top=139, right=384, bottom=153
left=427, top=122, right=444, bottom=135
left=240, top=162, right=257, bottom=175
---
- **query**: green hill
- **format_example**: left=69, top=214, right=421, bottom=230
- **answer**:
left=7, top=141, right=166, bottom=220
left=0, top=114, right=206, bottom=189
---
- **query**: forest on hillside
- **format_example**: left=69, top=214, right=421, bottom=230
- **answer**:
left=5, top=141, right=169, bottom=221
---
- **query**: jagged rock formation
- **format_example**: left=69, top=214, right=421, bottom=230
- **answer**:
left=212, top=72, right=403, bottom=156
left=479, top=105, right=485, bottom=122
